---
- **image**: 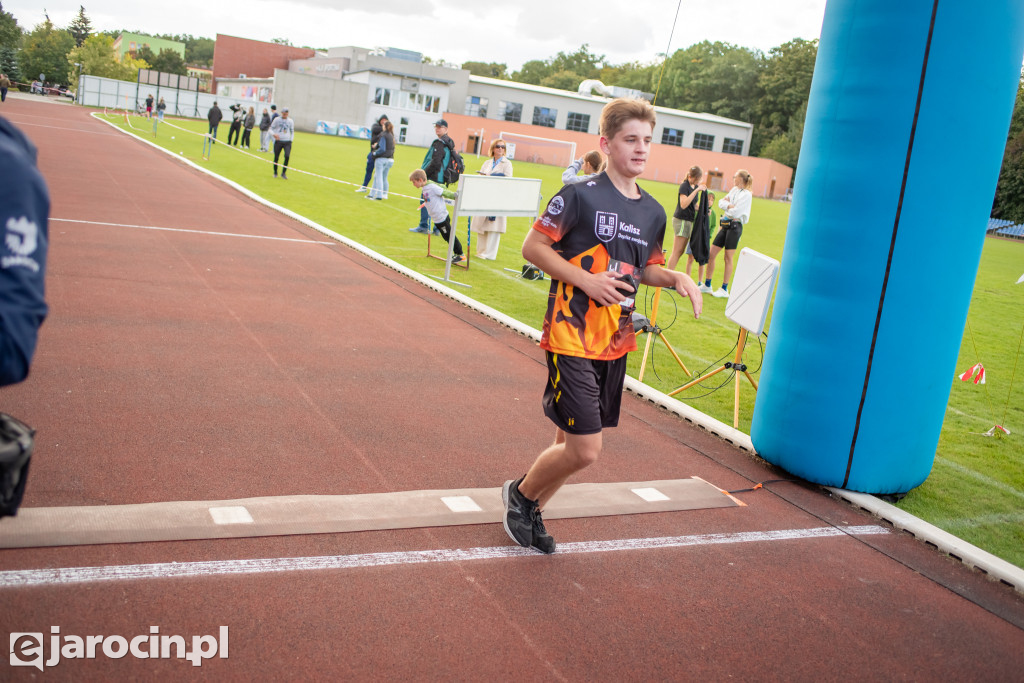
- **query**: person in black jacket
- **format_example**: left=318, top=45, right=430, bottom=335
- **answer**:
left=368, top=119, right=396, bottom=200
left=410, top=119, right=454, bottom=234
left=258, top=108, right=272, bottom=152
left=227, top=103, right=243, bottom=146
left=357, top=114, right=389, bottom=192
left=207, top=102, right=223, bottom=144
left=0, top=118, right=48, bottom=386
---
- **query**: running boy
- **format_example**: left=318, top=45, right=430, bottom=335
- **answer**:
left=409, top=169, right=464, bottom=263
left=501, top=98, right=703, bottom=554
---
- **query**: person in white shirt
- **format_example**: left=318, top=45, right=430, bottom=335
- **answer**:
left=561, top=150, right=604, bottom=185
left=470, top=139, right=514, bottom=259
left=270, top=108, right=295, bottom=179
left=704, top=169, right=753, bottom=298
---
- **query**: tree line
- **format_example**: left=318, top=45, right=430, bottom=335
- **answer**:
left=0, top=4, right=212, bottom=90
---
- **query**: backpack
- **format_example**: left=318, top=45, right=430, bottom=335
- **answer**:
left=442, top=143, right=465, bottom=185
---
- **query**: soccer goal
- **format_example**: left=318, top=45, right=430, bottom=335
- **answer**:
left=499, top=132, right=576, bottom=168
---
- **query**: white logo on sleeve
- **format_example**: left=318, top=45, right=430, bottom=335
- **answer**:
left=6, top=217, right=38, bottom=256
left=3, top=216, right=41, bottom=272
left=547, top=196, right=564, bottom=216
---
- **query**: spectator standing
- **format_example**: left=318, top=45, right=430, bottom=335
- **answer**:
left=156, top=97, right=166, bottom=121
left=270, top=107, right=294, bottom=179
left=666, top=166, right=706, bottom=274
left=368, top=119, right=395, bottom=200
left=258, top=108, right=272, bottom=152
left=705, top=169, right=753, bottom=298
left=270, top=104, right=279, bottom=124
left=207, top=102, right=223, bottom=144
left=410, top=119, right=455, bottom=234
left=561, top=150, right=604, bottom=185
left=241, top=106, right=256, bottom=149
left=470, top=138, right=513, bottom=259
left=0, top=73, right=10, bottom=103
left=357, top=114, right=389, bottom=193
left=227, top=104, right=243, bottom=146
left=145, top=93, right=154, bottom=118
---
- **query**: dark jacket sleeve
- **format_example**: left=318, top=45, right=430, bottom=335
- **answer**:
left=0, top=121, right=49, bottom=386
left=424, top=137, right=451, bottom=180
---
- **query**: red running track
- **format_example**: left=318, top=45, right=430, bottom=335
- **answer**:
left=0, top=96, right=1022, bottom=680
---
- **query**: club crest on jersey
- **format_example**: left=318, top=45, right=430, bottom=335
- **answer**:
left=547, top=196, right=564, bottom=216
left=595, top=211, right=618, bottom=242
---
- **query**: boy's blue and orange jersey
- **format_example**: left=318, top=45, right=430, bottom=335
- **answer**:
left=532, top=173, right=666, bottom=361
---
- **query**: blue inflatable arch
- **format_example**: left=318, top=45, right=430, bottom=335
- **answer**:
left=751, top=0, right=1024, bottom=493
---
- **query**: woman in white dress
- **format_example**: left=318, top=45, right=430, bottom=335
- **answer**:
left=470, top=139, right=513, bottom=260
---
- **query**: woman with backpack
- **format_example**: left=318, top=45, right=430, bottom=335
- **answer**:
left=470, top=138, right=513, bottom=259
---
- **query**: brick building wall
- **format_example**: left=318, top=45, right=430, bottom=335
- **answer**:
left=212, top=34, right=316, bottom=88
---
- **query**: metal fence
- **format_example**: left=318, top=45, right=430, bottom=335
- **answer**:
left=75, top=74, right=269, bottom=120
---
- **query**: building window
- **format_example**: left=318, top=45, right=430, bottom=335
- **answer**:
left=499, top=101, right=522, bottom=122
left=374, top=87, right=397, bottom=106
left=693, top=133, right=715, bottom=151
left=399, top=117, right=408, bottom=144
left=722, top=137, right=744, bottom=155
left=532, top=106, right=557, bottom=128
left=565, top=112, right=590, bottom=133
left=661, top=127, right=684, bottom=147
left=465, top=96, right=488, bottom=118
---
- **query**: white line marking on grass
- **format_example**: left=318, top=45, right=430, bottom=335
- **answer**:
left=934, top=456, right=1024, bottom=501
left=0, top=525, right=886, bottom=588
left=51, top=218, right=337, bottom=244
left=936, top=510, right=1024, bottom=531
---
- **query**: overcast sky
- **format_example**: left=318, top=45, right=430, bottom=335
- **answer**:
left=9, top=1, right=827, bottom=71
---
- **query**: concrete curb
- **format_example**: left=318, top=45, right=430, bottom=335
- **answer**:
left=94, top=111, right=1024, bottom=596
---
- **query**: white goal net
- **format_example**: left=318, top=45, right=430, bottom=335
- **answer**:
left=499, top=132, right=577, bottom=168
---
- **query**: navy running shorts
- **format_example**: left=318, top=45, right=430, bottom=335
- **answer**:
left=542, top=351, right=628, bottom=435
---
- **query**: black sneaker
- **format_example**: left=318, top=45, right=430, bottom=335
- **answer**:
left=502, top=477, right=534, bottom=548
left=451, top=253, right=464, bottom=264
left=531, top=508, right=556, bottom=554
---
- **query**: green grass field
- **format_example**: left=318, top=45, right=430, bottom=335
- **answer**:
left=103, top=113, right=1024, bottom=569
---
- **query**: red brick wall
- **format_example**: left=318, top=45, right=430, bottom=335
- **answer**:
left=212, top=34, right=315, bottom=85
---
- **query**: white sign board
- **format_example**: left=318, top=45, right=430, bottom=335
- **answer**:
left=723, top=248, right=780, bottom=336
left=454, top=175, right=543, bottom=217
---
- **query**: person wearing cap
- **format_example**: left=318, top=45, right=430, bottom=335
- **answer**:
left=410, top=119, right=456, bottom=234
left=269, top=107, right=294, bottom=179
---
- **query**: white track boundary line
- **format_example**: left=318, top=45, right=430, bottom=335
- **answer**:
left=91, top=111, right=1024, bottom=595
left=0, top=525, right=887, bottom=588
left=51, top=217, right=336, bottom=244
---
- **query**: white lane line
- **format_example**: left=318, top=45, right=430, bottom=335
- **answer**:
left=0, top=525, right=886, bottom=588
left=50, top=218, right=337, bottom=244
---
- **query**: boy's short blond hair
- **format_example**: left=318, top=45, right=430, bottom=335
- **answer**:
left=599, top=98, right=656, bottom=141
left=409, top=168, right=427, bottom=182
